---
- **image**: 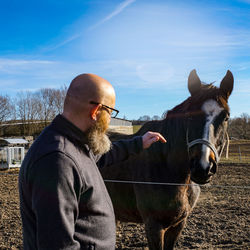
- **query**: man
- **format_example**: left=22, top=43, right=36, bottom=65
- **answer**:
left=19, top=73, right=166, bottom=250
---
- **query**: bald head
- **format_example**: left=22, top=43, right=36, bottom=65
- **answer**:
left=67, top=74, right=114, bottom=102
left=62, top=73, right=116, bottom=131
left=64, top=73, right=115, bottom=111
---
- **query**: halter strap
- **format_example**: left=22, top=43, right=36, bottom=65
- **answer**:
left=185, top=112, right=229, bottom=163
left=187, top=138, right=219, bottom=163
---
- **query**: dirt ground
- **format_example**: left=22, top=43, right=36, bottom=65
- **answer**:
left=116, top=163, right=250, bottom=249
left=0, top=145, right=249, bottom=249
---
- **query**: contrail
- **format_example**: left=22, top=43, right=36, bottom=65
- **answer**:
left=42, top=0, right=136, bottom=52
left=89, top=0, right=136, bottom=30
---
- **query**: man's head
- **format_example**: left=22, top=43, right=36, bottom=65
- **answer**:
left=62, top=73, right=117, bottom=155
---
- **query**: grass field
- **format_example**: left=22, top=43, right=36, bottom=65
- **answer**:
left=133, top=125, right=142, bottom=133
left=221, top=139, right=250, bottom=164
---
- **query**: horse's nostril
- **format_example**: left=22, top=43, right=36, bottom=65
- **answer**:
left=207, top=161, right=217, bottom=175
left=210, top=162, right=217, bottom=174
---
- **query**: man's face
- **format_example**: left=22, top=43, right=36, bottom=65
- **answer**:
left=86, top=110, right=111, bottom=155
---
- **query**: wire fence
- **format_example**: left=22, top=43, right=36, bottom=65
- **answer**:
left=1, top=170, right=249, bottom=189
left=220, top=140, right=250, bottom=164
left=103, top=179, right=250, bottom=189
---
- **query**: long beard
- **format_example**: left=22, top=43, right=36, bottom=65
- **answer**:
left=86, top=113, right=112, bottom=155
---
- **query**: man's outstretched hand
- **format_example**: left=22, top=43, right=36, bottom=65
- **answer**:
left=142, top=131, right=167, bottom=149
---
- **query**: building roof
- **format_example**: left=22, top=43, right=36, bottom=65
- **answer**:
left=110, top=117, right=132, bottom=126
left=0, top=138, right=29, bottom=145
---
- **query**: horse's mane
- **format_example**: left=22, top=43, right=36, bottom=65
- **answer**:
left=110, top=82, right=229, bottom=152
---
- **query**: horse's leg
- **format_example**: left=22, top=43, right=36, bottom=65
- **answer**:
left=144, top=218, right=165, bottom=250
left=163, top=219, right=186, bottom=250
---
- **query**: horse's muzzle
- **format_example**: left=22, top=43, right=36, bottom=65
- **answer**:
left=190, top=158, right=217, bottom=184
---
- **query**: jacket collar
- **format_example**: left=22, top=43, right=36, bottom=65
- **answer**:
left=50, top=114, right=90, bottom=152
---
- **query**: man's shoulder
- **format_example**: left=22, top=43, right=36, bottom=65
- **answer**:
left=26, top=125, right=89, bottom=166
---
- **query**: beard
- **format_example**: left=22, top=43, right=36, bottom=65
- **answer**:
left=86, top=111, right=112, bottom=155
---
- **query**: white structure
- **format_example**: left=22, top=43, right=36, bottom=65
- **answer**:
left=0, top=138, right=28, bottom=170
left=109, top=118, right=133, bottom=134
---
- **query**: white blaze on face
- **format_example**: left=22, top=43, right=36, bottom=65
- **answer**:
left=200, top=99, right=223, bottom=168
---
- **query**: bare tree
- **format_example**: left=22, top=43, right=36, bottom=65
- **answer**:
left=228, top=113, right=250, bottom=139
left=52, top=85, right=67, bottom=114
left=16, top=91, right=40, bottom=135
left=14, top=86, right=67, bottom=135
left=139, top=115, right=151, bottom=121
left=36, top=88, right=57, bottom=126
left=0, top=94, right=12, bottom=123
left=152, top=115, right=160, bottom=120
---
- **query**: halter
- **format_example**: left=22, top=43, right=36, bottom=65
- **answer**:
left=186, top=120, right=228, bottom=163
left=187, top=136, right=220, bottom=163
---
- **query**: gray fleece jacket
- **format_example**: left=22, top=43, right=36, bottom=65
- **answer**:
left=19, top=114, right=142, bottom=250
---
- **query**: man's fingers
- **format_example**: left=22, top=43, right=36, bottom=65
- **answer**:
left=156, top=134, right=167, bottom=143
left=149, top=132, right=166, bottom=143
left=149, top=135, right=159, bottom=144
left=142, top=131, right=167, bottom=149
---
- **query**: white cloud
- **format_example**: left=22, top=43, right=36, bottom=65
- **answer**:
left=136, top=63, right=174, bottom=83
left=0, top=58, right=55, bottom=76
left=0, top=58, right=53, bottom=67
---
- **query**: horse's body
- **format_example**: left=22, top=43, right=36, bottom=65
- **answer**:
left=100, top=70, right=234, bottom=249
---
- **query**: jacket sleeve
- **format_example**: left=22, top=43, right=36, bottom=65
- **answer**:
left=28, top=152, right=82, bottom=250
left=96, top=136, right=143, bottom=168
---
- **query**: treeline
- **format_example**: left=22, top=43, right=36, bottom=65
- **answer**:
left=133, top=113, right=250, bottom=140
left=0, top=89, right=249, bottom=140
left=0, top=86, right=67, bottom=137
left=132, top=115, right=161, bottom=125
left=228, top=113, right=250, bottom=140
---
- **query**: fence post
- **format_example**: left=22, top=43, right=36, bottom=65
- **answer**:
left=238, top=146, right=242, bottom=162
left=226, top=134, right=229, bottom=159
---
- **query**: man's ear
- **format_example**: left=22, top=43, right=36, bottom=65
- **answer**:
left=90, top=104, right=101, bottom=121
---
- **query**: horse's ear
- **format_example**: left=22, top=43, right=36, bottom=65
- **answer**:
left=220, top=70, right=234, bottom=100
left=188, top=69, right=201, bottom=96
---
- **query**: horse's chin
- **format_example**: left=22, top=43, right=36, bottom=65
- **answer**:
left=190, top=175, right=212, bottom=185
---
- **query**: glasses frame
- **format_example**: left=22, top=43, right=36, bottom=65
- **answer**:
left=89, top=101, right=119, bottom=118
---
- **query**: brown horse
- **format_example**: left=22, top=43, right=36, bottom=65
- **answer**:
left=100, top=69, right=234, bottom=250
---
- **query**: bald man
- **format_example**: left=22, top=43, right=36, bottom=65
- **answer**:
left=19, top=74, right=166, bottom=250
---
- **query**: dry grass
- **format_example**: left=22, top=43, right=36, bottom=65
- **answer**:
left=221, top=139, right=250, bottom=164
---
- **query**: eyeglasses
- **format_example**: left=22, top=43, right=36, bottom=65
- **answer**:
left=90, top=101, right=119, bottom=118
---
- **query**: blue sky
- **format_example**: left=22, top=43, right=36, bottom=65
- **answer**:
left=1, top=0, right=250, bottom=120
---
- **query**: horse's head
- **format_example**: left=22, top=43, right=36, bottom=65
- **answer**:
left=186, top=69, right=233, bottom=184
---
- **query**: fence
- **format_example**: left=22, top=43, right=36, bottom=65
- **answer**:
left=220, top=139, right=250, bottom=164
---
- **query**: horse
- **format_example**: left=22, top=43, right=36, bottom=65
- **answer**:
left=100, top=69, right=234, bottom=250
